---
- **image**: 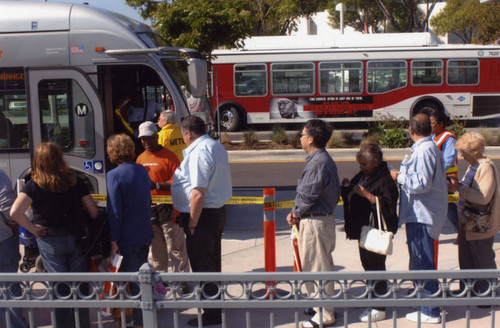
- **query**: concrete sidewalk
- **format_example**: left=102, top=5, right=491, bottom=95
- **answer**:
left=151, top=218, right=500, bottom=328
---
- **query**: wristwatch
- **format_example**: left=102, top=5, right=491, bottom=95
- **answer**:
left=156, top=182, right=160, bottom=190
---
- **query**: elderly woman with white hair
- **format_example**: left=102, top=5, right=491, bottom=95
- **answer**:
left=449, top=132, right=500, bottom=293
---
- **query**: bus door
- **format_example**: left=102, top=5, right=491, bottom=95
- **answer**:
left=26, top=68, right=106, bottom=194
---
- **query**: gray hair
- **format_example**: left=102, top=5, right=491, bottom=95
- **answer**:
left=160, top=110, right=176, bottom=124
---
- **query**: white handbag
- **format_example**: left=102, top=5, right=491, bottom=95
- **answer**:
left=359, top=197, right=394, bottom=255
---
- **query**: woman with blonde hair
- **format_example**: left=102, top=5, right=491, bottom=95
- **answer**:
left=106, top=134, right=153, bottom=328
left=449, top=132, right=500, bottom=294
left=10, top=142, right=98, bottom=328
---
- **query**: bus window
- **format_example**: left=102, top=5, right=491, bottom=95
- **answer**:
left=411, top=60, right=443, bottom=85
left=367, top=61, right=407, bottom=94
left=0, top=68, right=29, bottom=149
left=447, top=60, right=479, bottom=85
left=271, top=63, right=314, bottom=95
left=38, top=79, right=95, bottom=158
left=319, top=62, right=363, bottom=94
left=234, top=64, right=267, bottom=96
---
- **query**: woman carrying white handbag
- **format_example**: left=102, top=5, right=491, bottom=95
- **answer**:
left=341, top=143, right=399, bottom=323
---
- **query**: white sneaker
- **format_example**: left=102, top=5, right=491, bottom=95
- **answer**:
left=406, top=311, right=441, bottom=324
left=359, top=308, right=386, bottom=322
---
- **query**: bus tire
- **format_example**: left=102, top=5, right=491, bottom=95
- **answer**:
left=412, top=101, right=442, bottom=117
left=217, top=105, right=242, bottom=132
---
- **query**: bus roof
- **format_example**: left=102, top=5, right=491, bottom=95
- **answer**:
left=212, top=33, right=500, bottom=64
left=0, top=1, right=152, bottom=35
left=235, top=32, right=440, bottom=51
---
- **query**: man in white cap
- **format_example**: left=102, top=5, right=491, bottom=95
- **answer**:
left=136, top=121, right=191, bottom=294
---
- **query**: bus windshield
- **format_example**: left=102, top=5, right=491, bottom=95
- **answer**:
left=161, top=59, right=212, bottom=122
left=137, top=32, right=171, bottom=48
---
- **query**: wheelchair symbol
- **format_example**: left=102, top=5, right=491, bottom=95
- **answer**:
left=83, top=161, right=93, bottom=171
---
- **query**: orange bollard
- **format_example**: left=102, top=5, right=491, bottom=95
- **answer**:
left=433, top=239, right=439, bottom=269
left=263, top=188, right=276, bottom=273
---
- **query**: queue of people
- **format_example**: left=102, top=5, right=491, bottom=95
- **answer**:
left=1, top=110, right=499, bottom=327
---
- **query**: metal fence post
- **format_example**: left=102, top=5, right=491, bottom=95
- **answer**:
left=138, top=263, right=157, bottom=328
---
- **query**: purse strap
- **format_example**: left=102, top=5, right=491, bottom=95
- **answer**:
left=374, top=197, right=389, bottom=231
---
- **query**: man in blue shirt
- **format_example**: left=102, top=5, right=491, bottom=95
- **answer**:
left=391, top=113, right=448, bottom=324
left=286, top=119, right=340, bottom=328
left=171, top=116, right=232, bottom=327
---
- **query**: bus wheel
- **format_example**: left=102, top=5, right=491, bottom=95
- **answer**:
left=217, top=106, right=241, bottom=132
left=413, top=101, right=441, bottom=116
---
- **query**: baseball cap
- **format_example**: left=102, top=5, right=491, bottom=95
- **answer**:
left=137, top=121, right=158, bottom=138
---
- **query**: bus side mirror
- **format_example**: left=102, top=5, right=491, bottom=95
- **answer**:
left=187, top=57, right=207, bottom=98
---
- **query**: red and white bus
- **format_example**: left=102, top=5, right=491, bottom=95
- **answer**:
left=210, top=33, right=500, bottom=131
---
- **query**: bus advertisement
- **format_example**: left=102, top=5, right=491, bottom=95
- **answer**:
left=210, top=33, right=500, bottom=131
left=0, top=1, right=210, bottom=193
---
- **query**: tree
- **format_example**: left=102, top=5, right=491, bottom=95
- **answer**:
left=327, top=0, right=440, bottom=33
left=431, top=0, right=500, bottom=44
left=249, top=0, right=328, bottom=35
left=126, top=0, right=329, bottom=55
left=372, top=0, right=439, bottom=32
left=326, top=0, right=386, bottom=33
left=140, top=0, right=255, bottom=57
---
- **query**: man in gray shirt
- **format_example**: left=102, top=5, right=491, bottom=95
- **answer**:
left=287, top=119, right=340, bottom=328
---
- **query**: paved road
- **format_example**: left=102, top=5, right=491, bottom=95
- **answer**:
left=229, top=147, right=500, bottom=187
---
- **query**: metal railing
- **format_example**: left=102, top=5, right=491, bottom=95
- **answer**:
left=1, top=264, right=499, bottom=328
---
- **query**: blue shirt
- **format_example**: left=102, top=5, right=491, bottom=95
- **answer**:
left=431, top=132, right=457, bottom=171
left=106, top=162, right=153, bottom=246
left=171, top=134, right=232, bottom=212
left=397, top=136, right=448, bottom=240
left=293, top=148, right=340, bottom=217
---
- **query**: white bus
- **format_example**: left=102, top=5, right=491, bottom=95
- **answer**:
left=0, top=1, right=210, bottom=193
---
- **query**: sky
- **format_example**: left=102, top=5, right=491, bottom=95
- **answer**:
left=29, top=0, right=148, bottom=24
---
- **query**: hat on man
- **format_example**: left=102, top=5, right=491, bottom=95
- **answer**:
left=137, top=121, right=158, bottom=138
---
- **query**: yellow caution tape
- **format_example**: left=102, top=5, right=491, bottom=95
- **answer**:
left=92, top=193, right=458, bottom=206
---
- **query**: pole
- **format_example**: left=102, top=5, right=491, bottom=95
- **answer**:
left=263, top=188, right=276, bottom=273
left=335, top=3, right=346, bottom=35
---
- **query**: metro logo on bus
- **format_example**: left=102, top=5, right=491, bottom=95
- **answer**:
left=75, top=103, right=89, bottom=117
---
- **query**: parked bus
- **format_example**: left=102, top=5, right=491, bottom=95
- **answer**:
left=210, top=33, right=500, bottom=131
left=0, top=1, right=210, bottom=192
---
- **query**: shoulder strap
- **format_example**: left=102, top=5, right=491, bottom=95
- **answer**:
left=375, top=197, right=389, bottom=231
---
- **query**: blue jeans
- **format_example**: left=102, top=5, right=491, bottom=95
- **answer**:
left=406, top=223, right=440, bottom=318
left=0, top=234, right=28, bottom=328
left=37, top=235, right=90, bottom=328
left=119, top=242, right=150, bottom=326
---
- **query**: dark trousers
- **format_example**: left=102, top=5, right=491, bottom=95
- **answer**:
left=359, top=245, right=387, bottom=311
left=458, top=228, right=496, bottom=293
left=184, top=207, right=226, bottom=320
left=119, top=242, right=151, bottom=326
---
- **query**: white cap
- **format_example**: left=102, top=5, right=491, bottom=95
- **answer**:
left=137, top=121, right=158, bottom=138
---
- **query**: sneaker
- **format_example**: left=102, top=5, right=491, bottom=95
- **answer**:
left=359, top=308, right=386, bottom=322
left=406, top=311, right=441, bottom=324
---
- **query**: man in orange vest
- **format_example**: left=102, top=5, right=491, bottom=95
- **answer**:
left=429, top=111, right=459, bottom=247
